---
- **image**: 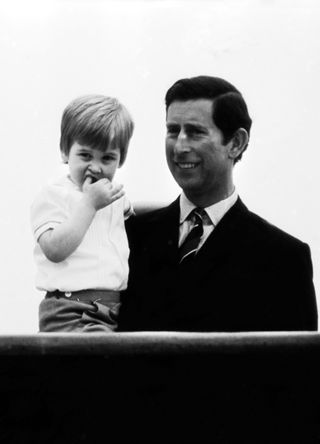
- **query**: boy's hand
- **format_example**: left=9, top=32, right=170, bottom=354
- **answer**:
left=82, top=177, right=124, bottom=211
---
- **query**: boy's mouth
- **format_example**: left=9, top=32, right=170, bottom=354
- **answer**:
left=85, top=174, right=98, bottom=183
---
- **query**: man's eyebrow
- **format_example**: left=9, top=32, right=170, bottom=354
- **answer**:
left=185, top=123, right=207, bottom=131
left=166, top=122, right=207, bottom=131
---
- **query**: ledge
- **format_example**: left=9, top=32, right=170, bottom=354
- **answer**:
left=1, top=332, right=320, bottom=442
left=0, top=331, right=319, bottom=355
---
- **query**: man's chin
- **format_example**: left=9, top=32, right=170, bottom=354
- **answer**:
left=174, top=177, right=202, bottom=193
left=168, top=166, right=203, bottom=195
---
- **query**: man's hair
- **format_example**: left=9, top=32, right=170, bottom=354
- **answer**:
left=60, top=94, right=134, bottom=166
left=165, top=76, right=252, bottom=162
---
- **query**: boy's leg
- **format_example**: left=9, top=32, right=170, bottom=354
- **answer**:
left=81, top=301, right=120, bottom=332
left=39, top=291, right=120, bottom=332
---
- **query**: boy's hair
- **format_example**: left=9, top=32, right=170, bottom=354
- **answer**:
left=60, top=94, right=134, bottom=166
left=165, top=76, right=252, bottom=162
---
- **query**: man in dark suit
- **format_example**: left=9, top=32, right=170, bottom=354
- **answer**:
left=118, top=75, right=317, bottom=332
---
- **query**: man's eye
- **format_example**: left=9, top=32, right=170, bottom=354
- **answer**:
left=167, top=127, right=179, bottom=136
left=188, top=126, right=202, bottom=133
left=187, top=129, right=203, bottom=137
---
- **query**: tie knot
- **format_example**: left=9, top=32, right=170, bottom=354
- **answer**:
left=190, top=208, right=205, bottom=224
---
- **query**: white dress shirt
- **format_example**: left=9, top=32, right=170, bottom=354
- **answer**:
left=179, top=189, right=238, bottom=249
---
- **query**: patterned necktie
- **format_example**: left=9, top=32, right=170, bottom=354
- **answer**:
left=179, top=208, right=204, bottom=264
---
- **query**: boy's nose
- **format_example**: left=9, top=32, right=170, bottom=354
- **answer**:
left=88, top=162, right=102, bottom=173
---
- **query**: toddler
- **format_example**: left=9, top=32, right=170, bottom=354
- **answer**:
left=31, top=95, right=134, bottom=332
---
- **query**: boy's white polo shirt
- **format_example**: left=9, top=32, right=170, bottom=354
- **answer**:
left=31, top=175, right=132, bottom=292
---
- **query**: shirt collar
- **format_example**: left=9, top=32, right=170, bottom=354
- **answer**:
left=179, top=189, right=238, bottom=226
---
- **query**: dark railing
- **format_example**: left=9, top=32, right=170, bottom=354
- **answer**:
left=1, top=332, right=320, bottom=443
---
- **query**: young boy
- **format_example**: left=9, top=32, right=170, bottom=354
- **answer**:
left=31, top=95, right=134, bottom=332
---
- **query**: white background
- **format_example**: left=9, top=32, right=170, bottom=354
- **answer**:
left=1, top=0, right=319, bottom=333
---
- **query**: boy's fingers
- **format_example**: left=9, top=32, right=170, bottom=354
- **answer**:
left=111, top=189, right=125, bottom=202
left=83, top=176, right=93, bottom=190
left=112, top=183, right=124, bottom=193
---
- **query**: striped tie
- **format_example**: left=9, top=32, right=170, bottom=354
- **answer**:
left=179, top=208, right=204, bottom=264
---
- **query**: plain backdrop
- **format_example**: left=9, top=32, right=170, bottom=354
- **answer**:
left=1, top=0, right=319, bottom=333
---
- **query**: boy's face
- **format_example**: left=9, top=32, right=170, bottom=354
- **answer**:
left=62, top=142, right=121, bottom=189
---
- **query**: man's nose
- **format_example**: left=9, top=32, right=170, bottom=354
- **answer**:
left=174, top=131, right=190, bottom=153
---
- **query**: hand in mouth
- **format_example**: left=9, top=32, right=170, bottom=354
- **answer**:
left=85, top=175, right=99, bottom=183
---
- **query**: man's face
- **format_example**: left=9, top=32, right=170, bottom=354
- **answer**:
left=165, top=99, right=234, bottom=205
left=62, top=142, right=121, bottom=189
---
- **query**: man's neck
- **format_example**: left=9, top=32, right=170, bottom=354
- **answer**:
left=184, top=184, right=235, bottom=208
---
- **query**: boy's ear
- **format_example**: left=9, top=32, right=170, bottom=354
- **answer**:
left=61, top=151, right=68, bottom=164
left=228, top=128, right=249, bottom=161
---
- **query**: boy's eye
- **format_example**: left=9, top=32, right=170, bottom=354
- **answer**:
left=102, top=155, right=115, bottom=162
left=79, top=153, right=91, bottom=159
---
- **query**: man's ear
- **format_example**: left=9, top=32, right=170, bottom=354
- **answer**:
left=61, top=151, right=68, bottom=164
left=228, top=128, right=249, bottom=161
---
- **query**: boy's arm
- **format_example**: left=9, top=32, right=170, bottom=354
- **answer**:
left=38, top=178, right=124, bottom=263
left=133, top=201, right=167, bottom=216
left=38, top=199, right=96, bottom=263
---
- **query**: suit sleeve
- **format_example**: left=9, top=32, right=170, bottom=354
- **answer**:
left=290, top=243, right=318, bottom=330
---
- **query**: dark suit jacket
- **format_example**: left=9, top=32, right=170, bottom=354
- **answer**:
left=118, top=197, right=318, bottom=332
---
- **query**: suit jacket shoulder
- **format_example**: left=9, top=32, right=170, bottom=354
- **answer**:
left=242, top=204, right=306, bottom=243
left=125, top=198, right=180, bottom=248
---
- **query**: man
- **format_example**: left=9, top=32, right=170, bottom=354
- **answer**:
left=118, top=75, right=317, bottom=331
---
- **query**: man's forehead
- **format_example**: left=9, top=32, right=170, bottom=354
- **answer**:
left=166, top=99, right=214, bottom=123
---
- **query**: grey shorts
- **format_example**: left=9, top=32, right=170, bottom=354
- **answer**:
left=39, top=289, right=120, bottom=333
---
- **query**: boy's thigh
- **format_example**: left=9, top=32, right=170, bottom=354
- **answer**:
left=39, top=296, right=119, bottom=332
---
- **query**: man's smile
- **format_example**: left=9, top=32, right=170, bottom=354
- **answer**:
left=175, top=162, right=200, bottom=169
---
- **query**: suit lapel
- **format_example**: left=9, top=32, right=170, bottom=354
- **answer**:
left=147, top=198, right=180, bottom=266
left=146, top=196, right=250, bottom=273
left=165, top=197, right=252, bottom=316
left=194, top=197, right=251, bottom=267
left=142, top=196, right=251, bottom=317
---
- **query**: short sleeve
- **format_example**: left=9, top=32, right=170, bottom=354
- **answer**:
left=30, top=185, right=68, bottom=241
